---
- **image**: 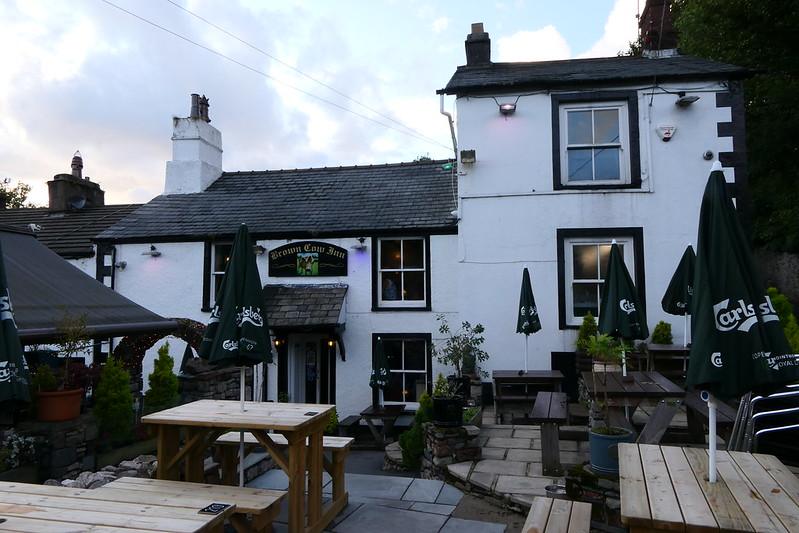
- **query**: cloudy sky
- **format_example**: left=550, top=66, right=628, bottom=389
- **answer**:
left=0, top=0, right=639, bottom=206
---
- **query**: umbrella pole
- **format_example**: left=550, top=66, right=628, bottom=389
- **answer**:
left=240, top=367, right=246, bottom=487
left=524, top=336, right=529, bottom=373
left=683, top=314, right=688, bottom=373
left=703, top=390, right=718, bottom=483
left=621, top=349, right=627, bottom=377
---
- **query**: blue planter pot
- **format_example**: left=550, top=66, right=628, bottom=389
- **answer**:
left=589, top=427, right=634, bottom=475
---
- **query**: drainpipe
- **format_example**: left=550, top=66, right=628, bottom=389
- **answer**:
left=440, top=94, right=457, bottom=159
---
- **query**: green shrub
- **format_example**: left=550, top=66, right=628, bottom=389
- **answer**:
left=326, top=408, right=339, bottom=434
left=575, top=312, right=598, bottom=352
left=416, top=392, right=433, bottom=423
left=143, top=342, right=180, bottom=415
left=398, top=392, right=434, bottom=470
left=768, top=287, right=799, bottom=352
left=30, top=365, right=57, bottom=393
left=651, top=321, right=673, bottom=345
left=432, top=373, right=454, bottom=398
left=94, top=358, right=134, bottom=444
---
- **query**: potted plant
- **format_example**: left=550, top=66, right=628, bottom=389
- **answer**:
left=651, top=321, right=674, bottom=345
left=431, top=373, right=463, bottom=427
left=0, top=432, right=38, bottom=483
left=586, top=334, right=635, bottom=475
left=432, top=315, right=489, bottom=399
left=31, top=314, right=91, bottom=422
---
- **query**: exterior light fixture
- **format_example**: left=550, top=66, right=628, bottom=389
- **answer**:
left=327, top=339, right=335, bottom=348
left=499, top=103, right=516, bottom=115
left=114, top=261, right=127, bottom=270
left=352, top=237, right=367, bottom=251
left=142, top=245, right=161, bottom=257
left=675, top=92, right=700, bottom=107
left=253, top=244, right=266, bottom=255
left=460, top=149, right=476, bottom=164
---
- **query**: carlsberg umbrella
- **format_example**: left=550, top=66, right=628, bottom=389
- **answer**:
left=687, top=163, right=799, bottom=482
left=662, top=244, right=696, bottom=350
left=516, top=267, right=542, bottom=372
left=198, top=224, right=271, bottom=485
left=0, top=241, right=30, bottom=406
left=370, top=336, right=390, bottom=406
left=598, top=241, right=649, bottom=376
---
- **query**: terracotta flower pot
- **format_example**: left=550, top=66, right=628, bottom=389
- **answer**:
left=36, top=388, right=83, bottom=422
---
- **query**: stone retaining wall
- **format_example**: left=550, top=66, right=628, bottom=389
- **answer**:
left=179, top=365, right=253, bottom=403
left=420, top=423, right=481, bottom=480
left=14, top=413, right=99, bottom=481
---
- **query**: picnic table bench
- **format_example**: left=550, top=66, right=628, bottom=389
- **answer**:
left=523, top=496, right=591, bottom=533
left=215, top=431, right=352, bottom=503
left=684, top=390, right=738, bottom=443
left=619, top=443, right=799, bottom=532
left=527, top=391, right=568, bottom=476
left=0, top=480, right=236, bottom=532
left=493, top=370, right=564, bottom=423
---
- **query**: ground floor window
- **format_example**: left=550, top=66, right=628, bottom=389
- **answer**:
left=557, top=228, right=645, bottom=328
left=373, top=333, right=432, bottom=403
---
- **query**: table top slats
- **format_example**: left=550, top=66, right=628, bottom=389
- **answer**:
left=522, top=496, right=553, bottom=533
left=141, top=399, right=334, bottom=431
left=728, top=452, right=799, bottom=532
left=0, top=516, right=158, bottom=533
left=581, top=371, right=685, bottom=399
left=567, top=501, right=592, bottom=533
left=544, top=498, right=572, bottom=533
left=714, top=451, right=787, bottom=533
left=618, top=443, right=652, bottom=527
left=660, top=446, right=719, bottom=532
left=682, top=447, right=753, bottom=533
left=754, top=453, right=799, bottom=507
left=493, top=370, right=564, bottom=380
left=643, top=371, right=686, bottom=395
left=639, top=444, right=685, bottom=530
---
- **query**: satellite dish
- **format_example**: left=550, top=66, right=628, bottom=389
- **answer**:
left=68, top=195, right=86, bottom=210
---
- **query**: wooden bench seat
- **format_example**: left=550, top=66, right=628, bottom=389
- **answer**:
left=684, top=390, right=737, bottom=444
left=337, top=415, right=362, bottom=437
left=96, top=477, right=285, bottom=533
left=523, top=496, right=591, bottom=533
left=528, top=391, right=568, bottom=476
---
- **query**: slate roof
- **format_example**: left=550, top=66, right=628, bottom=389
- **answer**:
left=263, top=284, right=347, bottom=328
left=438, top=55, right=748, bottom=95
left=97, top=159, right=458, bottom=242
left=0, top=204, right=141, bottom=258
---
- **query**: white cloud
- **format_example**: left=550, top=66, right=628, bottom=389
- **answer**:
left=496, top=25, right=571, bottom=62
left=577, top=0, right=639, bottom=58
left=432, top=17, right=449, bottom=33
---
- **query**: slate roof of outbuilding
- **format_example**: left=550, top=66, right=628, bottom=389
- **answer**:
left=437, top=54, right=748, bottom=95
left=0, top=204, right=141, bottom=258
left=263, top=284, right=347, bottom=328
left=98, top=159, right=457, bottom=241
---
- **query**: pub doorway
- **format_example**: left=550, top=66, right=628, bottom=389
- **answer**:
left=277, top=333, right=336, bottom=405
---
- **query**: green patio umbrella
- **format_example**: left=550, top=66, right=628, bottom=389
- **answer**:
left=516, top=267, right=542, bottom=373
left=370, top=336, right=390, bottom=407
left=198, top=223, right=271, bottom=485
left=598, top=241, right=649, bottom=376
left=662, top=244, right=696, bottom=350
left=0, top=241, right=30, bottom=407
left=687, top=163, right=799, bottom=482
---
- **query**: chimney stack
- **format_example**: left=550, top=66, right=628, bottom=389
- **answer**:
left=164, top=93, right=223, bottom=195
left=48, top=153, right=105, bottom=211
left=639, top=0, right=678, bottom=54
left=465, top=23, right=491, bottom=66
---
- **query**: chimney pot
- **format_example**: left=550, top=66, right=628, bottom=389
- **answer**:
left=190, top=93, right=200, bottom=120
left=71, top=150, right=83, bottom=179
left=465, top=22, right=491, bottom=66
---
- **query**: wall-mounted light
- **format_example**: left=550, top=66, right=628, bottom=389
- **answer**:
left=351, top=237, right=367, bottom=251
left=141, top=245, right=161, bottom=257
left=460, top=149, right=476, bottom=164
left=114, top=260, right=127, bottom=270
left=253, top=244, right=266, bottom=255
left=499, top=103, right=516, bottom=116
left=675, top=92, right=700, bottom=107
left=327, top=339, right=335, bottom=348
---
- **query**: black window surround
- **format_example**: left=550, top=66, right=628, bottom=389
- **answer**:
left=556, top=227, right=645, bottom=330
left=371, top=236, right=432, bottom=312
left=371, top=333, right=433, bottom=405
left=201, top=240, right=232, bottom=312
left=551, top=91, right=641, bottom=191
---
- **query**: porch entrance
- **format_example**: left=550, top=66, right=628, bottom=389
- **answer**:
left=277, top=333, right=336, bottom=404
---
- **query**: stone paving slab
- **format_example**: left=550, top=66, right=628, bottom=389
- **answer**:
left=468, top=471, right=497, bottom=491
left=474, top=459, right=530, bottom=475
left=248, top=468, right=332, bottom=490
left=481, top=428, right=513, bottom=438
left=481, top=447, right=507, bottom=459
left=351, top=496, right=414, bottom=510
left=436, top=483, right=464, bottom=505
left=409, top=501, right=456, bottom=515
left=332, top=504, right=448, bottom=533
left=440, top=516, right=507, bottom=533
left=512, top=429, right=538, bottom=439
left=495, top=474, right=558, bottom=495
left=324, top=472, right=413, bottom=500
left=484, top=437, right=532, bottom=449
left=446, top=461, right=472, bottom=481
left=506, top=448, right=542, bottom=462
left=402, top=478, right=444, bottom=503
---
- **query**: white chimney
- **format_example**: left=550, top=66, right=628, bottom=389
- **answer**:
left=164, top=94, right=223, bottom=195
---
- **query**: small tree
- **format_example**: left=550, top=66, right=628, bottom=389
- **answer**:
left=575, top=312, right=598, bottom=353
left=398, top=392, right=433, bottom=470
left=587, top=334, right=628, bottom=435
left=767, top=287, right=799, bottom=352
left=94, top=358, right=134, bottom=444
left=651, top=321, right=674, bottom=345
left=432, top=315, right=489, bottom=378
left=55, top=313, right=91, bottom=390
left=143, top=342, right=180, bottom=415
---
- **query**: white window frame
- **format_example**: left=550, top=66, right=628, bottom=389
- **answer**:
left=564, top=236, right=635, bottom=326
left=559, top=101, right=631, bottom=186
left=383, top=337, right=429, bottom=406
left=210, top=242, right=232, bottom=306
left=376, top=237, right=427, bottom=308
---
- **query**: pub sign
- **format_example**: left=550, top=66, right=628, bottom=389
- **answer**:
left=268, top=241, right=348, bottom=277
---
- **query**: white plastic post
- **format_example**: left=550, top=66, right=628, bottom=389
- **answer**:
left=622, top=350, right=628, bottom=377
left=240, top=367, right=246, bottom=487
left=703, top=390, right=718, bottom=483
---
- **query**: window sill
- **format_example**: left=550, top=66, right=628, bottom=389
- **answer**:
left=372, top=305, right=431, bottom=312
left=555, top=181, right=641, bottom=191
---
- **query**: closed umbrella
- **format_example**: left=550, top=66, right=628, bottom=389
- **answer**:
left=598, top=241, right=649, bottom=376
left=687, top=163, right=799, bottom=482
left=198, top=224, right=271, bottom=486
left=662, top=245, right=696, bottom=348
left=370, top=336, right=390, bottom=406
left=516, top=267, right=542, bottom=373
left=0, top=241, right=30, bottom=407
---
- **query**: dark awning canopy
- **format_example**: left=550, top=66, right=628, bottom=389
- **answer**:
left=1, top=226, right=177, bottom=343
left=263, top=284, right=347, bottom=330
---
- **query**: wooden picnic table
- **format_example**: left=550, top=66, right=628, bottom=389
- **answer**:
left=142, top=399, right=337, bottom=533
left=0, top=480, right=233, bottom=532
left=492, top=370, right=564, bottom=423
left=619, top=443, right=799, bottom=532
left=359, top=404, right=407, bottom=447
left=645, top=343, right=691, bottom=380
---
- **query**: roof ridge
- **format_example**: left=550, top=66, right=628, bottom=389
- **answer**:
left=221, top=158, right=454, bottom=176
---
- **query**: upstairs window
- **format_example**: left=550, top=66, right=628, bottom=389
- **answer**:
left=211, top=243, right=232, bottom=304
left=374, top=237, right=430, bottom=309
